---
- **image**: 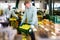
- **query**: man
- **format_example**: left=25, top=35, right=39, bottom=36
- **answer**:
left=3, top=5, right=18, bottom=19
left=20, top=1, right=38, bottom=40
left=2, top=5, right=17, bottom=40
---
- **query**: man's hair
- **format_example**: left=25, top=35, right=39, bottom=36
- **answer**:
left=24, top=0, right=30, bottom=5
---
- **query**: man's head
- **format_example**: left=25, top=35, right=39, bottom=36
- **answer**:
left=8, top=5, right=11, bottom=10
left=24, top=1, right=31, bottom=8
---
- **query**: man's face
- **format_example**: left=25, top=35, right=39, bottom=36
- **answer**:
left=25, top=3, right=31, bottom=8
left=8, top=5, right=11, bottom=9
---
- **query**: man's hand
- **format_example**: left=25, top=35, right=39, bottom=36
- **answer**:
left=16, top=17, right=19, bottom=20
left=7, top=18, right=9, bottom=21
left=31, top=25, right=37, bottom=32
left=20, top=23, right=23, bottom=26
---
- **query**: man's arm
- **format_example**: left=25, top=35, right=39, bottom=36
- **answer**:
left=12, top=10, right=18, bottom=19
left=32, top=7, right=38, bottom=25
left=3, top=9, right=6, bottom=16
left=21, top=11, right=27, bottom=24
left=30, top=7, right=38, bottom=31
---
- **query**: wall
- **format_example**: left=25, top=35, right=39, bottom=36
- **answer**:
left=18, top=0, right=25, bottom=11
left=18, top=0, right=45, bottom=10
left=0, top=0, right=16, bottom=3
left=0, top=0, right=16, bottom=9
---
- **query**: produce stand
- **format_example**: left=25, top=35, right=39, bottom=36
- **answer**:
left=38, top=19, right=56, bottom=38
left=9, top=18, right=18, bottom=28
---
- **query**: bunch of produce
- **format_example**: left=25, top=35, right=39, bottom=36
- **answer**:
left=38, top=19, right=56, bottom=38
left=19, top=24, right=30, bottom=30
left=17, top=24, right=31, bottom=35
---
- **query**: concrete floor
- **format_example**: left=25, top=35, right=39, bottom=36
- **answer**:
left=0, top=24, right=60, bottom=40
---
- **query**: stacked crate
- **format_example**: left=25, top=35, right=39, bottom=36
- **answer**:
left=38, top=19, right=56, bottom=38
